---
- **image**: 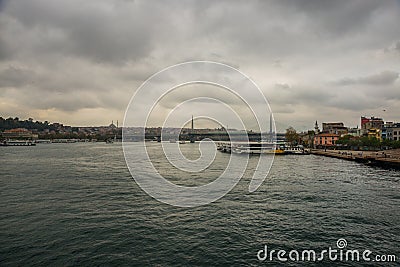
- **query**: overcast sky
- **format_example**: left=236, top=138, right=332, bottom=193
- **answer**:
left=0, top=0, right=399, bottom=132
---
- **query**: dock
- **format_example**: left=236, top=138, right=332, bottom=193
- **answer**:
left=311, top=149, right=400, bottom=169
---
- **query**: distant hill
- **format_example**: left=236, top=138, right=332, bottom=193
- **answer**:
left=0, top=117, right=57, bottom=131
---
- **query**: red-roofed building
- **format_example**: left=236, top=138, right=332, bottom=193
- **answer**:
left=314, top=133, right=339, bottom=148
left=361, top=116, right=383, bottom=131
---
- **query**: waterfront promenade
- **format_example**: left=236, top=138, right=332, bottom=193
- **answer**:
left=312, top=149, right=400, bottom=169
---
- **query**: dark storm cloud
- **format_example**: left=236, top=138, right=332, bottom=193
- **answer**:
left=0, top=0, right=399, bottom=129
left=2, top=0, right=163, bottom=64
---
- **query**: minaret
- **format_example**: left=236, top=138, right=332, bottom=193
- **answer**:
left=314, top=120, right=319, bottom=134
left=190, top=115, right=195, bottom=143
left=269, top=113, right=273, bottom=134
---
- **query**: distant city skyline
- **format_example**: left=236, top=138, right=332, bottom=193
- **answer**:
left=1, top=114, right=398, bottom=134
left=1, top=0, right=399, bottom=132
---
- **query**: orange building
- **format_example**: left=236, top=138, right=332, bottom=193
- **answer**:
left=314, top=133, right=339, bottom=148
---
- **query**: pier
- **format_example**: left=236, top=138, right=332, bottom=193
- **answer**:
left=311, top=149, right=400, bottom=169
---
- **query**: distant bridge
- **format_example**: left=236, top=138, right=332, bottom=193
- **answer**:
left=123, top=132, right=285, bottom=142
left=122, top=116, right=287, bottom=142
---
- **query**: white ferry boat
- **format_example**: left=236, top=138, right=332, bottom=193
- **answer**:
left=1, top=140, right=36, bottom=146
left=217, top=142, right=310, bottom=155
left=277, top=143, right=310, bottom=154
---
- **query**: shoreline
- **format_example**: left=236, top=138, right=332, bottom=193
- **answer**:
left=311, top=149, right=400, bottom=170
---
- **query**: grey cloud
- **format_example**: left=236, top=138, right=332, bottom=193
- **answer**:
left=382, top=40, right=400, bottom=56
left=394, top=41, right=400, bottom=54
left=279, top=0, right=383, bottom=36
left=0, top=0, right=399, bottom=128
left=333, top=71, right=399, bottom=86
left=8, top=87, right=127, bottom=112
left=2, top=0, right=163, bottom=64
left=268, top=83, right=334, bottom=107
left=2, top=0, right=398, bottom=64
left=269, top=78, right=398, bottom=115
left=0, top=66, right=37, bottom=88
left=274, top=83, right=290, bottom=90
left=0, top=36, right=11, bottom=60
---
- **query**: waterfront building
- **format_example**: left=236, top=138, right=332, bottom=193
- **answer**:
left=360, top=116, right=384, bottom=138
left=313, top=133, right=339, bottom=148
left=299, top=130, right=315, bottom=148
left=394, top=129, right=400, bottom=141
left=361, top=116, right=384, bottom=131
left=322, top=122, right=348, bottom=135
left=383, top=122, right=400, bottom=141
left=1, top=128, right=38, bottom=139
left=109, top=121, right=117, bottom=129
left=381, top=122, right=391, bottom=139
left=347, top=127, right=361, bottom=137
left=367, top=128, right=381, bottom=140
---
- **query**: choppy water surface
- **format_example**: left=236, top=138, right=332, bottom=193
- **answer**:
left=1, top=143, right=399, bottom=266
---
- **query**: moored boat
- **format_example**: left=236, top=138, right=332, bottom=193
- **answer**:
left=217, top=142, right=310, bottom=155
left=218, top=141, right=284, bottom=155
left=1, top=140, right=36, bottom=146
left=280, top=144, right=310, bottom=155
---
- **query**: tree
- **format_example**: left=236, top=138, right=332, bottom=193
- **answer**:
left=285, top=126, right=299, bottom=145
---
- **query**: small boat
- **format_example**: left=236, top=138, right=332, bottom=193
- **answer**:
left=217, top=142, right=231, bottom=153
